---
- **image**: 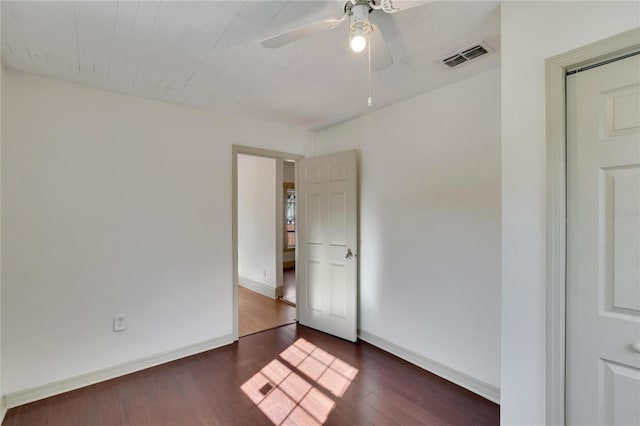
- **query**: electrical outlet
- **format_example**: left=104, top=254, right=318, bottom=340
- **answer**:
left=113, top=314, right=127, bottom=332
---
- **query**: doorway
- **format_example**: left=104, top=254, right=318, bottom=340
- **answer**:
left=233, top=147, right=359, bottom=343
left=232, top=146, right=303, bottom=339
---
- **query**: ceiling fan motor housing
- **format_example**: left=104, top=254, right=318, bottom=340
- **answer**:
left=350, top=1, right=372, bottom=26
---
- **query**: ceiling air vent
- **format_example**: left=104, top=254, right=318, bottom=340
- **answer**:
left=443, top=53, right=467, bottom=67
left=442, top=42, right=492, bottom=68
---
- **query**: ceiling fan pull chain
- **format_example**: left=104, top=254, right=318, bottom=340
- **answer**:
left=368, top=25, right=372, bottom=107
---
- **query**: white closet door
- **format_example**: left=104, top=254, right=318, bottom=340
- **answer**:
left=566, top=54, right=640, bottom=425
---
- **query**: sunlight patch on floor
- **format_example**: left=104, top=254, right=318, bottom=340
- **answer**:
left=241, top=338, right=359, bottom=425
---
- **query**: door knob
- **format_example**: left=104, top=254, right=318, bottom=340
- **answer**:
left=632, top=343, right=640, bottom=353
left=346, top=248, right=354, bottom=259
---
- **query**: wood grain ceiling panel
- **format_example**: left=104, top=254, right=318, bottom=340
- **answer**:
left=1, top=1, right=501, bottom=129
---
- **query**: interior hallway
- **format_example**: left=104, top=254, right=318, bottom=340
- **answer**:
left=281, top=268, right=297, bottom=306
left=239, top=286, right=296, bottom=337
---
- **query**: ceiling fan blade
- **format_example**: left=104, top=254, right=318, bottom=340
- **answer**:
left=385, top=0, right=435, bottom=12
left=370, top=24, right=393, bottom=72
left=261, top=15, right=347, bottom=49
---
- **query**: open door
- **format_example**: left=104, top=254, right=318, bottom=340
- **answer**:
left=298, top=150, right=358, bottom=342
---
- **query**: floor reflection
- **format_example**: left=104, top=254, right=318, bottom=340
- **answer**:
left=241, top=338, right=359, bottom=425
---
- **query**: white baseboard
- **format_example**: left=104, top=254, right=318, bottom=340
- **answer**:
left=4, top=333, right=234, bottom=409
left=1, top=395, right=7, bottom=423
left=358, top=329, right=500, bottom=404
left=239, top=276, right=276, bottom=299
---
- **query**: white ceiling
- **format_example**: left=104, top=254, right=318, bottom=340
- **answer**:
left=1, top=1, right=500, bottom=130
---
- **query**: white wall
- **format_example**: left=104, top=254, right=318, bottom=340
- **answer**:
left=238, top=154, right=278, bottom=293
left=500, top=2, right=640, bottom=424
left=313, top=68, right=502, bottom=390
left=1, top=70, right=308, bottom=395
left=283, top=161, right=295, bottom=183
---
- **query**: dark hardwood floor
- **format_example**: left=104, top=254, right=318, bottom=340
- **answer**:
left=3, top=324, right=499, bottom=426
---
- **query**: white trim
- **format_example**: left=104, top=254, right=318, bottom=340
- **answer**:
left=545, top=57, right=568, bottom=426
left=3, top=334, right=234, bottom=409
left=545, top=27, right=640, bottom=426
left=1, top=396, right=7, bottom=423
left=358, top=329, right=500, bottom=404
left=232, top=145, right=304, bottom=341
left=239, top=276, right=277, bottom=299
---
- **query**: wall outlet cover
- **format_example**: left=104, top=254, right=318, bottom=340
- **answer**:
left=113, top=315, right=127, bottom=332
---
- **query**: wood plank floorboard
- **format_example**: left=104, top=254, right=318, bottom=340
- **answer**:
left=282, top=268, right=296, bottom=305
left=239, top=286, right=296, bottom=337
left=2, top=324, right=499, bottom=426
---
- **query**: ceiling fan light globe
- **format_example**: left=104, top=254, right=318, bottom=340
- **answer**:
left=350, top=35, right=367, bottom=52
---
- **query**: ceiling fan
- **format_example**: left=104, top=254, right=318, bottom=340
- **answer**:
left=260, top=0, right=425, bottom=72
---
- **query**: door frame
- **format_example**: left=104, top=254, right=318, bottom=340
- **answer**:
left=232, top=145, right=304, bottom=341
left=544, top=27, right=640, bottom=426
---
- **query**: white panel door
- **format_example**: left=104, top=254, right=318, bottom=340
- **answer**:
left=567, top=54, right=640, bottom=425
left=298, top=150, right=357, bottom=342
